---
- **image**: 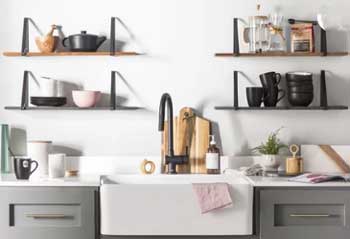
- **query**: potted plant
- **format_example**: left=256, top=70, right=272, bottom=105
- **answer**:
left=253, top=128, right=287, bottom=171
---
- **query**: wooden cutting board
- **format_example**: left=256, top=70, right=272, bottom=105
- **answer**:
left=301, top=145, right=350, bottom=173
left=161, top=107, right=211, bottom=174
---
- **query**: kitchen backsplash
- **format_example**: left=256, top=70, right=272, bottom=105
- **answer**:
left=1, top=0, right=350, bottom=159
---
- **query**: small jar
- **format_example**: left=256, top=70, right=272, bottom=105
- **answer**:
left=286, top=157, right=303, bottom=175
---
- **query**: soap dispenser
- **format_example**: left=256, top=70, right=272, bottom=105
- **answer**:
left=206, top=135, right=220, bottom=174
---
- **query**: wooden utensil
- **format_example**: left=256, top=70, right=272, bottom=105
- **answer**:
left=162, top=107, right=211, bottom=174
left=35, top=25, right=57, bottom=53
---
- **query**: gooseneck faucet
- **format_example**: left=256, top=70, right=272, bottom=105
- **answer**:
left=158, top=93, right=188, bottom=174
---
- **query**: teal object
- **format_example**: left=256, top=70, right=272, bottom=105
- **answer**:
left=1, top=124, right=10, bottom=174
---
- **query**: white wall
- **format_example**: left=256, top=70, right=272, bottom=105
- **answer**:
left=1, top=0, right=350, bottom=158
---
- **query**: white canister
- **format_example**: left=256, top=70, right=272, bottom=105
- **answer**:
left=49, top=154, right=66, bottom=178
left=27, top=141, right=52, bottom=178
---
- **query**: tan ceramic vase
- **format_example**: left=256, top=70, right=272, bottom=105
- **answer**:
left=35, top=25, right=57, bottom=53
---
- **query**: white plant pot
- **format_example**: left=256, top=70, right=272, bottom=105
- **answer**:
left=255, top=154, right=281, bottom=171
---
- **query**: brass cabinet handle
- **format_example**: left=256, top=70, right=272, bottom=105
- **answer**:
left=26, top=214, right=69, bottom=219
left=289, top=214, right=331, bottom=218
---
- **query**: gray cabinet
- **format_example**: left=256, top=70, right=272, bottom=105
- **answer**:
left=259, top=189, right=350, bottom=239
left=0, top=187, right=98, bottom=239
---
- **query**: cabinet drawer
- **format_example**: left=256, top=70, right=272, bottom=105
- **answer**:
left=260, top=189, right=350, bottom=239
left=0, top=187, right=97, bottom=239
left=11, top=204, right=81, bottom=227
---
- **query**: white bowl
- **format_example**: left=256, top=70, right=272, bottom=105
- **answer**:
left=72, top=90, right=101, bottom=108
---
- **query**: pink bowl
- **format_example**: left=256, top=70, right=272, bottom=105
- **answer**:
left=72, top=90, right=101, bottom=108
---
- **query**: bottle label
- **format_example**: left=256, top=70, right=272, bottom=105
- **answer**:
left=206, top=153, right=219, bottom=169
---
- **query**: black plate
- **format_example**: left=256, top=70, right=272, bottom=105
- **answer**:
left=31, top=97, right=67, bottom=107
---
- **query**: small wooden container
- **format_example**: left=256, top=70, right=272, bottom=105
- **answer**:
left=286, top=157, right=303, bottom=175
left=286, top=144, right=304, bottom=175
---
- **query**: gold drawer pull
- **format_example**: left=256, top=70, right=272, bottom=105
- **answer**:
left=289, top=214, right=331, bottom=218
left=26, top=214, right=69, bottom=219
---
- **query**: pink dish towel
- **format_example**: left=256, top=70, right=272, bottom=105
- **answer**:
left=192, top=183, right=233, bottom=214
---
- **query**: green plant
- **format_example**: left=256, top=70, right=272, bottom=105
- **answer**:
left=253, top=128, right=287, bottom=155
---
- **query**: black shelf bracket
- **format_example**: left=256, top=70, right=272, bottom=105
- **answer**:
left=320, top=70, right=328, bottom=108
left=110, top=71, right=117, bottom=109
left=110, top=17, right=118, bottom=56
left=21, top=70, right=30, bottom=109
left=233, top=70, right=239, bottom=108
left=21, top=18, right=30, bottom=56
left=233, top=18, right=240, bottom=56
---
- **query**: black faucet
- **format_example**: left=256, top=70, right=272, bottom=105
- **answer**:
left=158, top=93, right=188, bottom=174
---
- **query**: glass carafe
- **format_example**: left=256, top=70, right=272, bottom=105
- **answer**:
left=248, top=16, right=270, bottom=53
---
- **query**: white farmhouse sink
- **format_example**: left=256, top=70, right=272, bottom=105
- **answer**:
left=100, top=174, right=253, bottom=236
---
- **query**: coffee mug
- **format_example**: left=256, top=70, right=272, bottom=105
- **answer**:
left=246, top=87, right=265, bottom=107
left=14, top=157, right=38, bottom=180
left=259, top=72, right=282, bottom=89
left=263, top=87, right=286, bottom=107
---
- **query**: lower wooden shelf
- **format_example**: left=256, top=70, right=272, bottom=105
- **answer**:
left=3, top=51, right=141, bottom=57
left=4, top=106, right=143, bottom=111
left=215, top=106, right=349, bottom=111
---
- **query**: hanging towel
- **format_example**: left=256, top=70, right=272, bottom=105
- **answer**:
left=192, top=183, right=232, bottom=214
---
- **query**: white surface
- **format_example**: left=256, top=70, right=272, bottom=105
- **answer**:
left=247, top=175, right=350, bottom=187
left=1, top=0, right=350, bottom=161
left=0, top=174, right=100, bottom=187
left=100, top=174, right=253, bottom=236
left=301, top=145, right=350, bottom=173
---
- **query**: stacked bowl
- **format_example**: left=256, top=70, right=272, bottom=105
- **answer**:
left=286, top=72, right=314, bottom=107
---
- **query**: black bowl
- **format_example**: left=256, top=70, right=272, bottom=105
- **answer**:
left=31, top=97, right=67, bottom=107
left=288, top=85, right=314, bottom=93
left=288, top=93, right=314, bottom=107
left=286, top=72, right=313, bottom=81
left=287, top=81, right=313, bottom=87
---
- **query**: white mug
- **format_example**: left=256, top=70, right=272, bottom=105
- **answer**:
left=48, top=154, right=66, bottom=178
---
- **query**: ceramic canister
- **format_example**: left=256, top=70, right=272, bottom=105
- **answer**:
left=27, top=141, right=52, bottom=178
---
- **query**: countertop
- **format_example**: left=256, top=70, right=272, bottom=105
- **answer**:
left=2, top=173, right=350, bottom=188
left=0, top=174, right=100, bottom=187
left=247, top=175, right=350, bottom=187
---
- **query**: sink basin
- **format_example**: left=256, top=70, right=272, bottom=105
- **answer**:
left=100, top=174, right=253, bottom=236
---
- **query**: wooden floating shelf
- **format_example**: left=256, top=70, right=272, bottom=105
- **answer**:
left=4, top=106, right=143, bottom=111
left=215, top=52, right=349, bottom=57
left=3, top=51, right=141, bottom=57
left=215, top=106, right=349, bottom=111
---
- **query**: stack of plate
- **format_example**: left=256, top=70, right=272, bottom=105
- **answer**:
left=31, top=97, right=67, bottom=107
left=286, top=72, right=314, bottom=107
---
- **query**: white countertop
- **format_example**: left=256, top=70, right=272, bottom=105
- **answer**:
left=0, top=174, right=100, bottom=187
left=2, top=173, right=350, bottom=188
left=247, top=176, right=350, bottom=187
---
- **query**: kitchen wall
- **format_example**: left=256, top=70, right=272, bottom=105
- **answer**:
left=1, top=0, right=350, bottom=158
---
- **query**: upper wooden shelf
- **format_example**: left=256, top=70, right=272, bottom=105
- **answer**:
left=215, top=52, right=349, bottom=57
left=3, top=51, right=141, bottom=57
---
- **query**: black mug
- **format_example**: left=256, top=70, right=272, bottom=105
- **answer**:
left=14, top=157, right=38, bottom=180
left=260, top=72, right=282, bottom=89
left=246, top=87, right=265, bottom=107
left=263, top=87, right=286, bottom=107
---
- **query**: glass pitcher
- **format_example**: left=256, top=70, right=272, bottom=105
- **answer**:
left=245, top=16, right=270, bottom=53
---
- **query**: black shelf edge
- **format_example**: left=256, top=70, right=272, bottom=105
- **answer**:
left=214, top=106, right=349, bottom=111
left=4, top=106, right=144, bottom=111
